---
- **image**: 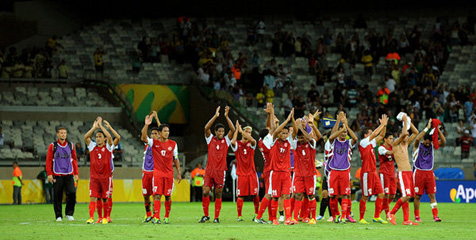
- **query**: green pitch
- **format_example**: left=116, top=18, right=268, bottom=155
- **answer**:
left=1, top=201, right=475, bottom=239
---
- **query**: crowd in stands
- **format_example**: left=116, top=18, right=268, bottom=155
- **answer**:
left=0, top=35, right=69, bottom=79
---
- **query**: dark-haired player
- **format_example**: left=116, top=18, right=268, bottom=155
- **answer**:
left=199, top=106, right=236, bottom=223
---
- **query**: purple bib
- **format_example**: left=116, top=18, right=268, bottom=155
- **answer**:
left=53, top=144, right=73, bottom=174
left=329, top=139, right=351, bottom=170
left=414, top=143, right=434, bottom=170
left=143, top=145, right=154, bottom=172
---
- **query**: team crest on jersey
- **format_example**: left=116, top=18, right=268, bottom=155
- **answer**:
left=284, top=143, right=288, bottom=147
left=221, top=140, right=224, bottom=143
left=101, top=148, right=105, bottom=152
left=167, top=147, right=172, bottom=151
left=246, top=143, right=250, bottom=147
left=306, top=145, right=308, bottom=148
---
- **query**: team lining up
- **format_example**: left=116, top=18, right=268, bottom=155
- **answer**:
left=76, top=102, right=444, bottom=225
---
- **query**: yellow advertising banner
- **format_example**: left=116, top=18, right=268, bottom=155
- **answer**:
left=0, top=179, right=190, bottom=204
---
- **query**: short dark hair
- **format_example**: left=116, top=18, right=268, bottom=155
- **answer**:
left=384, top=132, right=394, bottom=139
left=259, top=129, right=269, bottom=139
left=423, top=133, right=432, bottom=141
left=158, top=124, right=169, bottom=132
left=215, top=123, right=225, bottom=131
left=151, top=127, right=159, bottom=133
left=361, top=127, right=372, bottom=138
left=56, top=127, right=67, bottom=133
left=96, top=131, right=106, bottom=137
left=297, top=130, right=304, bottom=136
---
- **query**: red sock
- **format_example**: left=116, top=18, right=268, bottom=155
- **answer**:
left=252, top=196, right=260, bottom=214
left=374, top=198, right=383, bottom=218
left=106, top=198, right=113, bottom=218
left=382, top=198, right=389, bottom=215
left=271, top=199, right=278, bottom=220
left=284, top=199, right=291, bottom=220
left=432, top=208, right=438, bottom=217
left=290, top=197, right=295, bottom=216
left=390, top=198, right=403, bottom=214
left=154, top=200, right=161, bottom=219
left=89, top=201, right=96, bottom=219
left=215, top=198, right=222, bottom=219
left=359, top=199, right=366, bottom=220
left=414, top=209, right=420, bottom=218
left=309, top=199, right=317, bottom=219
left=402, top=202, right=409, bottom=221
left=330, top=198, right=338, bottom=218
left=301, top=198, right=309, bottom=219
left=145, top=202, right=152, bottom=217
left=257, top=197, right=269, bottom=219
left=164, top=200, right=171, bottom=218
left=237, top=198, right=244, bottom=217
left=293, top=200, right=303, bottom=220
left=347, top=199, right=352, bottom=218
left=341, top=199, right=348, bottom=220
left=96, top=200, right=103, bottom=219
left=202, top=196, right=210, bottom=217
left=268, top=198, right=273, bottom=221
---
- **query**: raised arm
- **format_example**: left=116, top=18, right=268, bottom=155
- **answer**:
left=231, top=120, right=240, bottom=148
left=224, top=106, right=236, bottom=140
left=329, top=123, right=346, bottom=142
left=84, top=120, right=98, bottom=146
left=307, top=114, right=322, bottom=141
left=291, top=113, right=298, bottom=139
left=342, top=115, right=358, bottom=145
left=331, top=111, right=343, bottom=135
left=141, top=115, right=153, bottom=143
left=152, top=110, right=161, bottom=126
left=393, top=115, right=409, bottom=146
left=205, top=106, right=220, bottom=138
left=374, top=114, right=389, bottom=142
left=97, top=117, right=113, bottom=145
left=240, top=125, right=256, bottom=146
left=265, top=102, right=272, bottom=130
left=438, top=127, right=446, bottom=147
left=104, top=120, right=121, bottom=145
left=414, top=119, right=431, bottom=148
left=407, top=122, right=420, bottom=144
left=273, top=108, right=293, bottom=140
left=297, top=119, right=313, bottom=142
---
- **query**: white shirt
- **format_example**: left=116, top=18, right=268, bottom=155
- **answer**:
left=359, top=137, right=376, bottom=148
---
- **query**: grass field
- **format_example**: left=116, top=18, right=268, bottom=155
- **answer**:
left=1, top=201, right=475, bottom=239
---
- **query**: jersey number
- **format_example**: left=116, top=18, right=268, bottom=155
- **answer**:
left=98, top=153, right=102, bottom=159
left=280, top=148, right=285, bottom=153
left=302, top=150, right=306, bottom=156
left=161, top=150, right=166, bottom=156
left=216, top=145, right=220, bottom=150
left=243, top=149, right=247, bottom=155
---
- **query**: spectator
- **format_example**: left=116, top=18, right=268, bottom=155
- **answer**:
left=385, top=74, right=396, bottom=93
left=45, top=35, right=63, bottom=56
left=37, top=167, right=53, bottom=204
left=459, top=130, right=473, bottom=159
left=94, top=47, right=105, bottom=79
left=113, top=142, right=123, bottom=162
left=12, top=161, right=23, bottom=205
left=377, top=83, right=390, bottom=105
left=256, top=87, right=265, bottom=108
left=361, top=50, right=373, bottom=76
left=256, top=19, right=266, bottom=43
left=138, top=36, right=150, bottom=62
left=0, top=126, right=4, bottom=147
left=264, top=84, right=274, bottom=104
left=282, top=94, right=293, bottom=117
left=57, top=60, right=68, bottom=79
left=191, top=163, right=205, bottom=202
left=307, top=84, right=319, bottom=103
left=75, top=142, right=84, bottom=163
left=247, top=22, right=256, bottom=46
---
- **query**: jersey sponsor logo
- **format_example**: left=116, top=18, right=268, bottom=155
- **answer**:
left=450, top=185, right=476, bottom=203
left=168, top=147, right=172, bottom=151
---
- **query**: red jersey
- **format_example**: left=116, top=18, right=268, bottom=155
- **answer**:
left=88, top=141, right=113, bottom=179
left=147, top=138, right=178, bottom=178
left=294, top=139, right=317, bottom=177
left=258, top=134, right=272, bottom=173
left=205, top=134, right=231, bottom=171
left=378, top=144, right=395, bottom=175
left=358, top=137, right=377, bottom=173
left=266, top=137, right=294, bottom=172
left=232, top=140, right=256, bottom=176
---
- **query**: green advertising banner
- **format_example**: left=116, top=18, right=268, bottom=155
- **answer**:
left=119, top=84, right=189, bottom=124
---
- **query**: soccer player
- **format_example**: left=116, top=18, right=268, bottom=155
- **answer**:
left=327, top=113, right=358, bottom=223
left=101, top=120, right=121, bottom=223
left=378, top=133, right=396, bottom=217
left=254, top=103, right=276, bottom=224
left=199, top=106, right=236, bottom=223
left=266, top=108, right=296, bottom=225
left=141, top=114, right=182, bottom=224
left=292, top=114, right=322, bottom=224
left=231, top=120, right=259, bottom=221
left=387, top=113, right=419, bottom=225
left=46, top=126, right=79, bottom=222
left=358, top=114, right=389, bottom=224
left=412, top=119, right=445, bottom=222
left=85, top=117, right=114, bottom=224
left=141, top=111, right=161, bottom=223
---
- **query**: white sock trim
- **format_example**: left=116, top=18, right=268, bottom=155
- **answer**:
left=430, top=202, right=437, bottom=209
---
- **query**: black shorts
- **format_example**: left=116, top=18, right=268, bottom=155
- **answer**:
left=321, top=175, right=328, bottom=191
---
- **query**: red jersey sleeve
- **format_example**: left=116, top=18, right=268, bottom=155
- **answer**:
left=45, top=143, right=54, bottom=176
left=71, top=143, right=79, bottom=175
